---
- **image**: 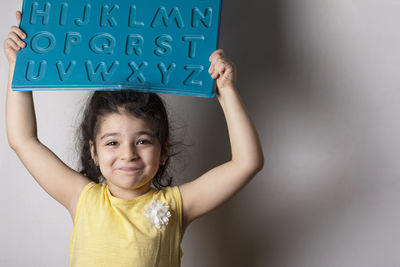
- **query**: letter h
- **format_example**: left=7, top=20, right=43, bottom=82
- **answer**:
left=30, top=2, right=51, bottom=25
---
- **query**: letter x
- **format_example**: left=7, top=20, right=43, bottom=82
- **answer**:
left=127, top=61, right=148, bottom=83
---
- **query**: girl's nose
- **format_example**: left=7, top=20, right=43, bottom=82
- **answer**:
left=121, top=145, right=139, bottom=160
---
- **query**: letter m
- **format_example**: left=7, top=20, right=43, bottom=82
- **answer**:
left=151, top=7, right=184, bottom=28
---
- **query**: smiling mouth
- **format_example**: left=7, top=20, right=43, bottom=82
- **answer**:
left=118, top=167, right=142, bottom=173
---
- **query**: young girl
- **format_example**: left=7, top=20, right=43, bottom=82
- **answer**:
left=5, top=11, right=264, bottom=267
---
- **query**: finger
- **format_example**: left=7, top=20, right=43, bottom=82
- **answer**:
left=211, top=59, right=226, bottom=79
left=213, top=58, right=235, bottom=80
left=5, top=38, right=20, bottom=51
left=208, top=59, right=216, bottom=73
left=209, top=49, right=224, bottom=62
left=208, top=62, right=214, bottom=74
left=209, top=50, right=225, bottom=74
left=10, top=25, right=27, bottom=40
left=16, top=11, right=22, bottom=26
left=210, top=51, right=224, bottom=65
left=8, top=31, right=26, bottom=48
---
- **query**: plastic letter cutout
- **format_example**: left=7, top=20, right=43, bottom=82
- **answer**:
left=12, top=0, right=223, bottom=98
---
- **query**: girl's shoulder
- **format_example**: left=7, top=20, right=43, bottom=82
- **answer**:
left=80, top=181, right=101, bottom=196
left=74, top=182, right=104, bottom=207
left=153, top=186, right=183, bottom=218
left=153, top=186, right=182, bottom=205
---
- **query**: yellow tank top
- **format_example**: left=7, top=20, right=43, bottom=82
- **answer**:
left=69, top=182, right=183, bottom=267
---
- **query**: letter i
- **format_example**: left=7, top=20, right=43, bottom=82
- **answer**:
left=60, top=3, right=68, bottom=26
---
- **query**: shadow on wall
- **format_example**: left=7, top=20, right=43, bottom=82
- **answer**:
left=182, top=1, right=384, bottom=267
left=180, top=1, right=290, bottom=266
left=220, top=1, right=287, bottom=83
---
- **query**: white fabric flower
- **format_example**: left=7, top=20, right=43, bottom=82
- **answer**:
left=144, top=200, right=171, bottom=229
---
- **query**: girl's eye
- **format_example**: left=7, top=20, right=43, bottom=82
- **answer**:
left=137, top=139, right=151, bottom=145
left=106, top=141, right=118, bottom=146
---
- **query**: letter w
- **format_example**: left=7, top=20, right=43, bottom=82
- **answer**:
left=85, top=61, right=119, bottom=81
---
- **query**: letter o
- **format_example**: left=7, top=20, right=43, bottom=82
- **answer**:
left=31, top=31, right=56, bottom=54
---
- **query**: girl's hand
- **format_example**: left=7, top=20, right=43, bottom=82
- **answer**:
left=208, top=49, right=237, bottom=90
left=4, top=11, right=26, bottom=64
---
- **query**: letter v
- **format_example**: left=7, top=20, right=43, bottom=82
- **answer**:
left=56, top=61, right=76, bottom=81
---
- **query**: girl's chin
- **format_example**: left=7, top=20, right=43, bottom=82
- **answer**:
left=109, top=178, right=151, bottom=190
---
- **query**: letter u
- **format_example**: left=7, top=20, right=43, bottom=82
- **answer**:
left=25, top=60, right=47, bottom=81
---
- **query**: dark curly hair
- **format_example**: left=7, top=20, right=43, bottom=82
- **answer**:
left=76, top=90, right=172, bottom=190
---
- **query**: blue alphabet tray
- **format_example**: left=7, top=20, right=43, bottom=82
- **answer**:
left=12, top=0, right=223, bottom=97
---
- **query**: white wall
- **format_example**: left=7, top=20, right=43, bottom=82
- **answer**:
left=2, top=0, right=400, bottom=266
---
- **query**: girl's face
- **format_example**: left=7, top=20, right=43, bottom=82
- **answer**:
left=89, top=111, right=167, bottom=199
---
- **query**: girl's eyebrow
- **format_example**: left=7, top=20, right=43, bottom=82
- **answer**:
left=100, top=131, right=155, bottom=141
left=100, top=132, right=119, bottom=140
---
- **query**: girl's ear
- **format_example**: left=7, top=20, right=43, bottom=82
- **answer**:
left=160, top=140, right=170, bottom=165
left=89, top=140, right=98, bottom=165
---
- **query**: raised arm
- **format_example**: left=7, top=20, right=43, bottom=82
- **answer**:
left=6, top=12, right=35, bottom=150
left=5, top=11, right=90, bottom=219
left=179, top=49, right=264, bottom=228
